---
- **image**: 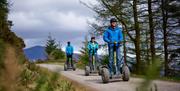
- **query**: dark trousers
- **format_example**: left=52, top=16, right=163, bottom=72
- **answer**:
left=108, top=46, right=122, bottom=75
left=66, top=55, right=73, bottom=67
left=89, top=54, right=99, bottom=71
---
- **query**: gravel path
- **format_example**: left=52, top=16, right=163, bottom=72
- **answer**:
left=38, top=64, right=180, bottom=91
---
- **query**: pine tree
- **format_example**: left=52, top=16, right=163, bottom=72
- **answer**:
left=45, top=34, right=65, bottom=60
left=79, top=36, right=89, bottom=65
left=45, top=33, right=58, bottom=55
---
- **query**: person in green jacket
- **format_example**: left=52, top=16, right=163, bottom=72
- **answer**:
left=87, top=37, right=99, bottom=72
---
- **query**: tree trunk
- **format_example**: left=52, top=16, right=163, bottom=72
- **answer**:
left=148, top=0, right=155, bottom=63
left=122, top=25, right=127, bottom=64
left=162, top=0, right=169, bottom=76
left=133, top=0, right=141, bottom=74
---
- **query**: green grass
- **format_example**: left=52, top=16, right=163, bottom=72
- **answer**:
left=20, top=63, right=76, bottom=91
left=158, top=76, right=180, bottom=82
left=131, top=74, right=180, bottom=82
left=35, top=59, right=65, bottom=64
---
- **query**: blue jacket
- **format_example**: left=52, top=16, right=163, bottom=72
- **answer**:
left=103, top=26, right=123, bottom=47
left=66, top=45, right=74, bottom=55
left=87, top=41, right=99, bottom=55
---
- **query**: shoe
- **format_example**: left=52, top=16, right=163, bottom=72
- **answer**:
left=110, top=76, right=112, bottom=79
left=109, top=73, right=113, bottom=79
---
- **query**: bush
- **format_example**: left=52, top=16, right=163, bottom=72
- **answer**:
left=20, top=63, right=75, bottom=91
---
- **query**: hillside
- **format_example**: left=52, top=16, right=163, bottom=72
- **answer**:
left=24, top=46, right=80, bottom=62
left=0, top=45, right=22, bottom=91
left=24, top=46, right=48, bottom=62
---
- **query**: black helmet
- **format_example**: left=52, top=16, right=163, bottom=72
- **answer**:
left=91, top=37, right=95, bottom=40
left=110, top=18, right=117, bottom=23
left=67, top=41, right=70, bottom=44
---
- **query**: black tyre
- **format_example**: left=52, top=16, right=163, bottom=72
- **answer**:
left=64, top=64, right=67, bottom=71
left=98, top=66, right=102, bottom=75
left=85, top=66, right=90, bottom=76
left=101, top=67, right=109, bottom=83
left=122, top=65, right=130, bottom=81
left=73, top=64, right=76, bottom=71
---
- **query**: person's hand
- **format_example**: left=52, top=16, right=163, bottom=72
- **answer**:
left=114, top=41, right=117, bottom=44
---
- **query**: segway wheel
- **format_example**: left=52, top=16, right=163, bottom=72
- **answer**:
left=85, top=66, right=90, bottom=76
left=64, top=64, right=67, bottom=71
left=101, top=67, right=109, bottom=83
left=73, top=64, right=76, bottom=71
left=122, top=65, right=130, bottom=81
left=98, top=66, right=102, bottom=75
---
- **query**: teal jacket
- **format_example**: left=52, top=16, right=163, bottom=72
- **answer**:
left=87, top=41, right=99, bottom=55
left=66, top=45, right=74, bottom=55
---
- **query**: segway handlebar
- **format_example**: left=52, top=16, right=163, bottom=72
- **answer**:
left=109, top=41, right=123, bottom=45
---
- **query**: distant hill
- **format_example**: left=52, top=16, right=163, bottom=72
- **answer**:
left=24, top=46, right=48, bottom=62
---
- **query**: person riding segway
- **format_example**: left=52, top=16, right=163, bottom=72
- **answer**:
left=85, top=37, right=101, bottom=76
left=101, top=18, right=130, bottom=83
left=64, top=41, right=76, bottom=71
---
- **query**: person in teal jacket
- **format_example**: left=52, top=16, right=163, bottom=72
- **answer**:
left=87, top=37, right=99, bottom=71
left=66, top=41, right=74, bottom=67
left=103, top=18, right=124, bottom=78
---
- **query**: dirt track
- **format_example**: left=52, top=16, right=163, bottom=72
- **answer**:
left=38, top=64, right=180, bottom=91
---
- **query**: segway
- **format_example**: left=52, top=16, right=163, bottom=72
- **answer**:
left=64, top=56, right=76, bottom=71
left=101, top=42, right=130, bottom=83
left=85, top=50, right=102, bottom=76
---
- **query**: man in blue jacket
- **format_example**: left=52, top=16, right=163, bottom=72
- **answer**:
left=103, top=18, right=123, bottom=78
left=87, top=37, right=99, bottom=71
left=66, top=41, right=74, bottom=67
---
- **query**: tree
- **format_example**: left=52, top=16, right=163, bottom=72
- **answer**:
left=148, top=0, right=155, bottom=62
left=45, top=33, right=58, bottom=55
left=0, top=0, right=25, bottom=49
left=82, top=0, right=143, bottom=74
left=82, top=0, right=180, bottom=76
left=79, top=36, right=89, bottom=66
left=45, top=33, right=65, bottom=60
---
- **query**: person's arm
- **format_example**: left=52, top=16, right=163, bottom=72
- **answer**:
left=103, top=30, right=110, bottom=43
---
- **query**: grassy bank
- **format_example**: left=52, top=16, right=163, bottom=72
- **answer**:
left=21, top=63, right=88, bottom=91
left=0, top=39, right=5, bottom=71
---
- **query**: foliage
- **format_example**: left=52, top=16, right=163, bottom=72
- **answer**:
left=137, top=57, right=162, bottom=91
left=82, top=0, right=180, bottom=76
left=45, top=34, right=65, bottom=60
left=78, top=36, right=89, bottom=68
left=0, top=0, right=25, bottom=49
left=20, top=63, right=75, bottom=91
left=101, top=54, right=109, bottom=65
left=45, top=34, right=58, bottom=54
left=51, top=49, right=65, bottom=60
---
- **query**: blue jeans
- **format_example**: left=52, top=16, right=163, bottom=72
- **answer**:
left=108, top=46, right=122, bottom=76
left=89, top=54, right=99, bottom=71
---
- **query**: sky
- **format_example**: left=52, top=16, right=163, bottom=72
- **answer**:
left=8, top=0, right=101, bottom=53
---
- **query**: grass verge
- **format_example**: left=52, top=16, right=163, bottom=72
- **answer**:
left=0, top=39, right=5, bottom=71
left=21, top=63, right=89, bottom=91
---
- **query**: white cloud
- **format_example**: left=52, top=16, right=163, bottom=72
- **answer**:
left=8, top=0, right=97, bottom=52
